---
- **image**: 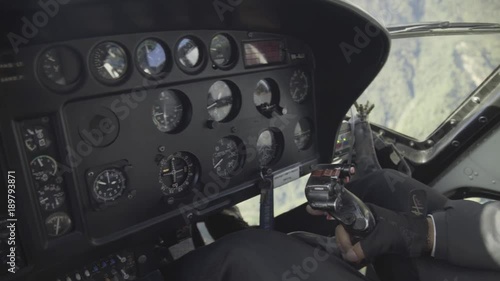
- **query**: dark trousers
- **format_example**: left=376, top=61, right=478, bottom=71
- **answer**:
left=163, top=170, right=500, bottom=281
left=163, top=228, right=368, bottom=281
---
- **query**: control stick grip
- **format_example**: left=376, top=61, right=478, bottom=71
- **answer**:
left=305, top=169, right=375, bottom=243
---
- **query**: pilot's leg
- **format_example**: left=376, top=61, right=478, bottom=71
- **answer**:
left=162, top=228, right=368, bottom=281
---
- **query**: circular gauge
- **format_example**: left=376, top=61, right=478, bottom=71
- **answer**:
left=294, top=118, right=313, bottom=150
left=210, top=34, right=235, bottom=68
left=90, top=42, right=128, bottom=83
left=256, top=129, right=283, bottom=167
left=207, top=81, right=237, bottom=122
left=289, top=69, right=311, bottom=103
left=176, top=37, right=202, bottom=69
left=30, top=155, right=58, bottom=183
left=23, top=125, right=51, bottom=152
left=92, top=169, right=126, bottom=202
left=136, top=39, right=167, bottom=77
left=37, top=183, right=65, bottom=211
left=45, top=212, right=72, bottom=237
left=152, top=90, right=187, bottom=133
left=38, top=46, right=82, bottom=91
left=254, top=79, right=279, bottom=116
left=158, top=152, right=199, bottom=195
left=213, top=137, right=245, bottom=178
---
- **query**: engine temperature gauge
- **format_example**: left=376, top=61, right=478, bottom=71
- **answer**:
left=30, top=155, right=58, bottom=184
left=92, top=169, right=126, bottom=202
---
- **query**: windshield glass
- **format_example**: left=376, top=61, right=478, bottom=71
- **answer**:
left=356, top=34, right=500, bottom=140
left=348, top=0, right=500, bottom=26
left=347, top=0, right=500, bottom=140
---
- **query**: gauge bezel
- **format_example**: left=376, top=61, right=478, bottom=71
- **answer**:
left=36, top=45, right=84, bottom=93
left=37, top=183, right=65, bottom=211
left=45, top=212, right=72, bottom=237
left=212, top=136, right=246, bottom=178
left=207, top=80, right=241, bottom=123
left=174, top=36, right=207, bottom=75
left=158, top=151, right=200, bottom=196
left=91, top=168, right=127, bottom=203
left=88, top=41, right=130, bottom=85
left=253, top=78, right=281, bottom=118
left=209, top=33, right=238, bottom=70
left=152, top=89, right=192, bottom=134
left=30, top=155, right=58, bottom=184
left=289, top=69, right=311, bottom=104
left=294, top=117, right=314, bottom=151
left=256, top=127, right=285, bottom=167
left=134, top=38, right=171, bottom=79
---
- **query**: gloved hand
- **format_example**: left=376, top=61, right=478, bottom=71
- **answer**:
left=335, top=204, right=433, bottom=263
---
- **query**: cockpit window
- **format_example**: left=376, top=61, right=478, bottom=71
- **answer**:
left=347, top=0, right=500, bottom=26
left=346, top=0, right=500, bottom=140
left=355, top=34, right=500, bottom=140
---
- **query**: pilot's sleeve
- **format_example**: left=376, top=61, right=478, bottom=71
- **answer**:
left=430, top=200, right=500, bottom=271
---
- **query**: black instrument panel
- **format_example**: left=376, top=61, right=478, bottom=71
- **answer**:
left=3, top=30, right=317, bottom=243
left=64, top=64, right=317, bottom=239
left=0, top=0, right=393, bottom=278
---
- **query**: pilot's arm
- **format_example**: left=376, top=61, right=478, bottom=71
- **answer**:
left=430, top=200, right=500, bottom=270
left=336, top=195, right=500, bottom=271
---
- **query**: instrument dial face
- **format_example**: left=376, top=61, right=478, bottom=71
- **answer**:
left=45, top=212, right=72, bottom=237
left=294, top=118, right=313, bottom=150
left=210, top=34, right=234, bottom=68
left=256, top=129, right=281, bottom=167
left=289, top=69, right=310, bottom=103
left=159, top=152, right=198, bottom=195
left=207, top=81, right=234, bottom=122
left=213, top=137, right=245, bottom=178
left=152, top=90, right=185, bottom=133
left=39, top=46, right=82, bottom=88
left=254, top=79, right=278, bottom=115
left=136, top=39, right=167, bottom=76
left=92, top=169, right=126, bottom=202
left=30, top=155, right=58, bottom=183
left=23, top=125, right=51, bottom=152
left=176, top=38, right=201, bottom=68
left=90, top=42, right=128, bottom=83
left=37, top=183, right=65, bottom=211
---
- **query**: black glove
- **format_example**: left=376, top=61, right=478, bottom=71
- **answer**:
left=359, top=203, right=430, bottom=261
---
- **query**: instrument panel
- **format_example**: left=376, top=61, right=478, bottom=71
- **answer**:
left=0, top=0, right=393, bottom=279
left=3, top=30, right=317, bottom=242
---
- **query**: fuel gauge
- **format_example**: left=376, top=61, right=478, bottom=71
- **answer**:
left=45, top=212, right=72, bottom=237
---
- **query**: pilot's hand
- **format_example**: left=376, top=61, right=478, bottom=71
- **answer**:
left=335, top=204, right=434, bottom=263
